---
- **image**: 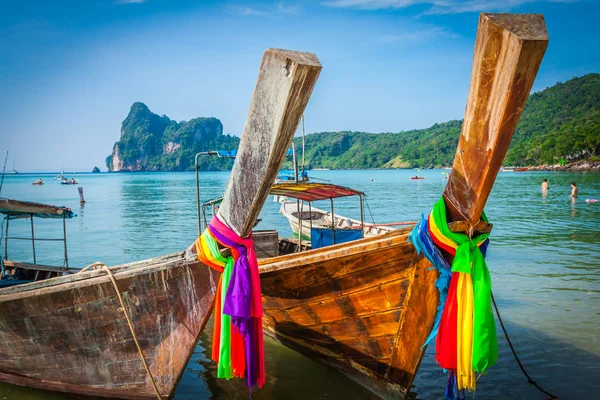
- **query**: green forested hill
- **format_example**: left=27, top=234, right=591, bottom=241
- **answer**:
left=107, top=74, right=599, bottom=171
left=294, top=120, right=462, bottom=169
left=503, top=73, right=599, bottom=165
left=293, top=73, right=600, bottom=169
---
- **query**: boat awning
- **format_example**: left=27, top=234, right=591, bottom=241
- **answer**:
left=269, top=183, right=364, bottom=202
left=0, top=198, right=76, bottom=220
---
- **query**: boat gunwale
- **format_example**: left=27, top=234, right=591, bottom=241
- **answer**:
left=0, top=253, right=196, bottom=302
left=259, top=225, right=414, bottom=274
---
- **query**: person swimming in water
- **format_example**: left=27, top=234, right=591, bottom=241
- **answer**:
left=570, top=182, right=578, bottom=198
left=541, top=178, right=549, bottom=195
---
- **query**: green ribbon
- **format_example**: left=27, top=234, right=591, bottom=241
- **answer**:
left=431, top=198, right=498, bottom=373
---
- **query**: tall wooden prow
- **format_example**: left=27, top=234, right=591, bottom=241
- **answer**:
left=444, top=13, right=548, bottom=231
left=217, top=49, right=322, bottom=238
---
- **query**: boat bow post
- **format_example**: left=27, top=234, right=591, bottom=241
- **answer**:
left=217, top=49, right=322, bottom=237
left=444, top=13, right=548, bottom=227
left=412, top=12, right=549, bottom=398
left=193, top=48, right=322, bottom=389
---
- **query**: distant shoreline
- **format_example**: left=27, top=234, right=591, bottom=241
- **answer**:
left=526, top=159, right=600, bottom=172
left=13, top=159, right=599, bottom=174
left=108, top=160, right=600, bottom=173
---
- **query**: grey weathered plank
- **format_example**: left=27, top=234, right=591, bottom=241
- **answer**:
left=218, top=49, right=322, bottom=237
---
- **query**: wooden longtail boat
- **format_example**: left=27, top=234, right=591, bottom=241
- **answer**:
left=0, top=49, right=322, bottom=399
left=196, top=13, right=547, bottom=399
left=255, top=13, right=548, bottom=399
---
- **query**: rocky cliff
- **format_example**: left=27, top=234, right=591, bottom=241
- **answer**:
left=106, top=102, right=239, bottom=171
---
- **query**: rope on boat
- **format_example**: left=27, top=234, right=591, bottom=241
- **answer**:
left=364, top=197, right=377, bottom=225
left=80, top=262, right=162, bottom=399
left=491, top=292, right=560, bottom=400
left=78, top=261, right=106, bottom=273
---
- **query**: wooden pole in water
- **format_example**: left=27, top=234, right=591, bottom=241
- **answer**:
left=218, top=49, right=322, bottom=237
left=3, top=218, right=8, bottom=261
left=443, top=13, right=548, bottom=226
left=30, top=214, right=36, bottom=265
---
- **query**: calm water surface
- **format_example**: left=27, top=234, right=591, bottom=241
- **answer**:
left=0, top=170, right=598, bottom=399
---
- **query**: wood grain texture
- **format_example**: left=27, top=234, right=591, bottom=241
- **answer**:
left=258, top=228, right=439, bottom=399
left=0, top=257, right=220, bottom=399
left=444, top=13, right=548, bottom=224
left=218, top=49, right=322, bottom=237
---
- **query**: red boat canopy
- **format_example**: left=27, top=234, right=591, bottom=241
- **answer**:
left=269, top=183, right=364, bottom=202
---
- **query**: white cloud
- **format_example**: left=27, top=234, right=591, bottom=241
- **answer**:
left=323, top=0, right=578, bottom=14
left=276, top=1, right=303, bottom=14
left=225, top=5, right=268, bottom=16
left=114, top=0, right=147, bottom=4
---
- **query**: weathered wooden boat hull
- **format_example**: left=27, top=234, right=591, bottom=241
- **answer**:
left=258, top=227, right=439, bottom=398
left=0, top=254, right=220, bottom=399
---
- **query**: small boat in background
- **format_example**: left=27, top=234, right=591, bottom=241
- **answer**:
left=411, top=167, right=425, bottom=180
left=278, top=192, right=414, bottom=240
left=55, top=165, right=65, bottom=180
left=514, top=167, right=529, bottom=172
left=31, top=179, right=43, bottom=186
left=60, top=178, right=78, bottom=185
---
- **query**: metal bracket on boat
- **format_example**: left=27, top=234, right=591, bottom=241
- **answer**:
left=447, top=220, right=493, bottom=236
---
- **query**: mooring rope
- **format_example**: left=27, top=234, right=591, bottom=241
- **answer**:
left=80, top=262, right=162, bottom=399
left=491, top=292, right=560, bottom=400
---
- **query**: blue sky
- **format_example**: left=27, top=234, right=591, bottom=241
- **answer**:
left=0, top=0, right=598, bottom=172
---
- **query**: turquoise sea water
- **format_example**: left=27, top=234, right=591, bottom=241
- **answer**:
left=0, top=170, right=598, bottom=399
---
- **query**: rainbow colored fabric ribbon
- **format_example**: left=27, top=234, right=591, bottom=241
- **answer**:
left=411, top=198, right=497, bottom=396
left=195, top=215, right=266, bottom=388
